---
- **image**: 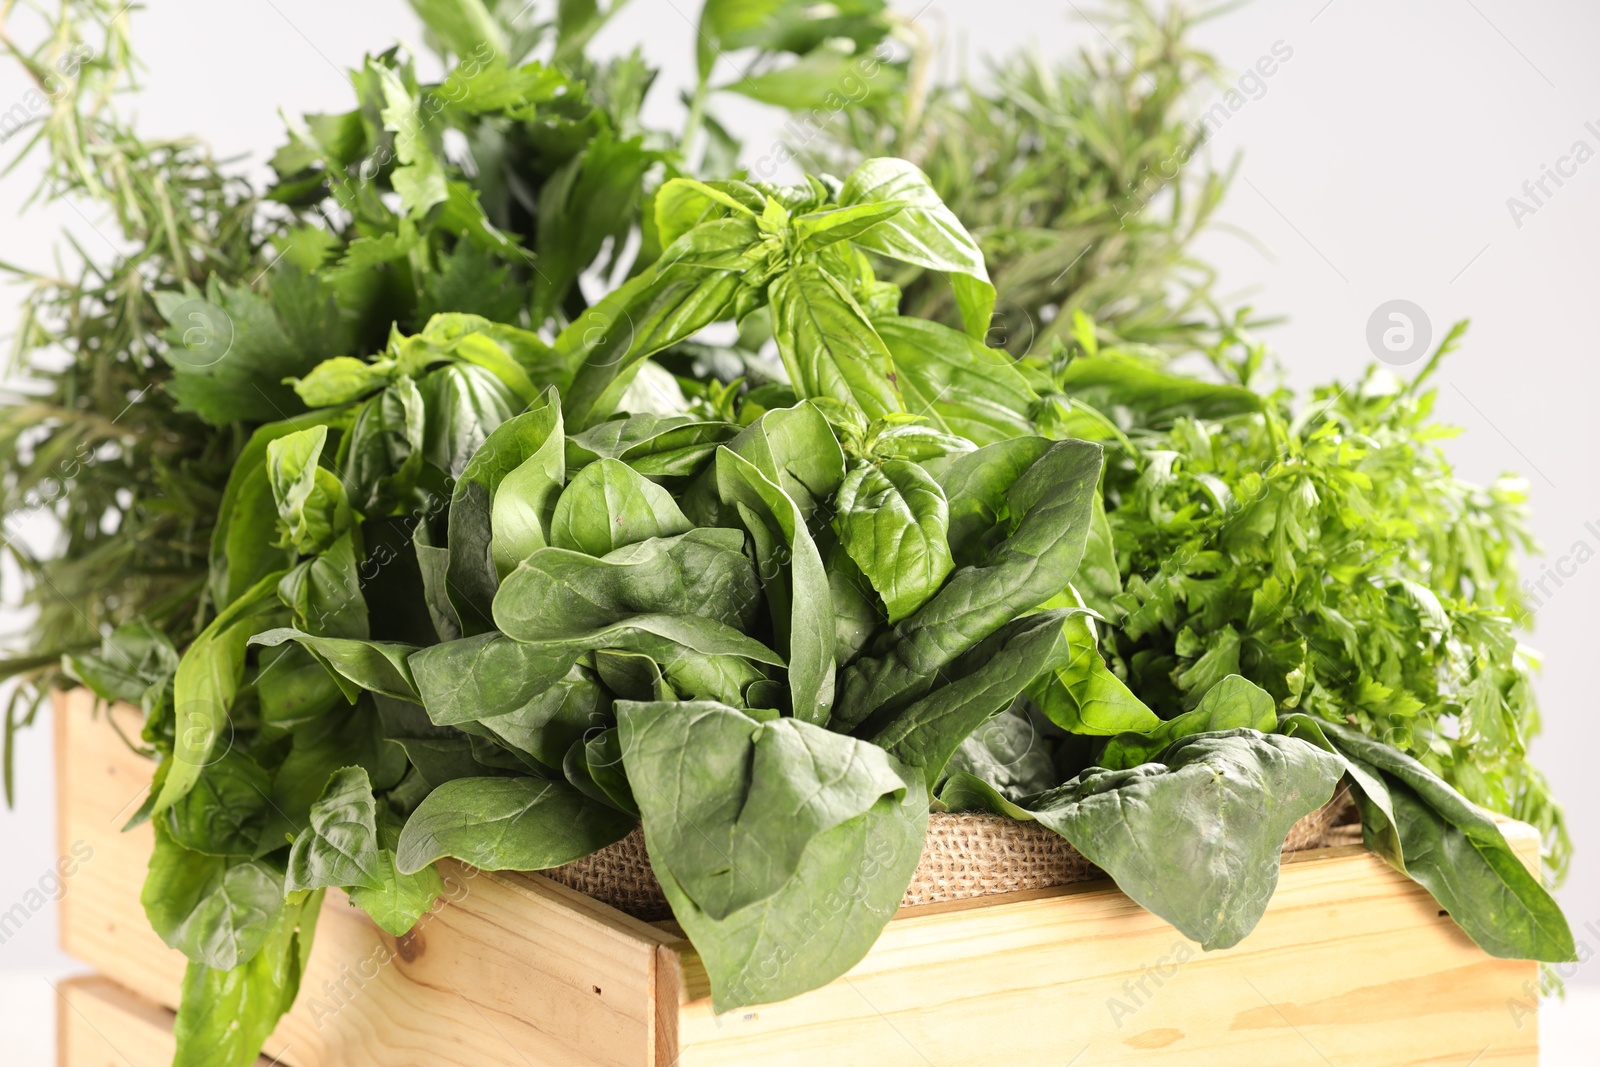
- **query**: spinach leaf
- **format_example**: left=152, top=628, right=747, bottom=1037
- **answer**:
left=411, top=631, right=582, bottom=725
left=653, top=762, right=926, bottom=1011
left=1022, top=730, right=1343, bottom=949
left=835, top=438, right=1103, bottom=727
left=551, top=458, right=693, bottom=556
left=620, top=701, right=910, bottom=919
left=492, top=528, right=762, bottom=640
left=285, top=767, right=384, bottom=892
left=838, top=158, right=994, bottom=337
left=622, top=701, right=926, bottom=1011
left=446, top=393, right=564, bottom=633
left=834, top=458, right=953, bottom=623
left=1314, top=720, right=1575, bottom=962
left=395, top=776, right=634, bottom=874
left=769, top=261, right=902, bottom=418
left=170, top=890, right=322, bottom=1067
left=870, top=609, right=1080, bottom=784
left=943, top=699, right=1059, bottom=800
left=716, top=448, right=835, bottom=724
left=142, top=821, right=285, bottom=971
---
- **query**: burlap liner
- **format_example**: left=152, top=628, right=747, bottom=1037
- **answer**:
left=546, top=792, right=1356, bottom=922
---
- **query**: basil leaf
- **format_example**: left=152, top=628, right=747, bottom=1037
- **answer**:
left=566, top=413, right=737, bottom=478
left=874, top=315, right=1036, bottom=446
left=276, top=531, right=369, bottom=640
left=249, top=629, right=420, bottom=704
left=1030, top=602, right=1160, bottom=738
left=1099, top=673, right=1272, bottom=768
left=418, top=362, right=519, bottom=479
left=347, top=817, right=444, bottom=936
left=266, top=425, right=353, bottom=555
left=285, top=766, right=384, bottom=893
left=871, top=609, right=1081, bottom=784
left=156, top=573, right=285, bottom=813
left=769, top=261, right=902, bottom=418
left=838, top=158, right=994, bottom=337
left=142, top=821, right=285, bottom=971
left=163, top=751, right=270, bottom=858
left=395, top=776, right=634, bottom=874
left=834, top=458, right=953, bottom=623
left=170, top=890, right=322, bottom=1067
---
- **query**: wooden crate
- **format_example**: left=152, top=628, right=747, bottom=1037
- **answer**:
left=55, top=688, right=1541, bottom=1066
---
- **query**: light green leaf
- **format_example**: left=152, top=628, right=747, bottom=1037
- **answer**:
left=550, top=458, right=692, bottom=557
left=839, top=158, right=994, bottom=337
left=770, top=261, right=902, bottom=418
left=395, top=777, right=634, bottom=874
left=285, top=767, right=383, bottom=893
left=834, top=459, right=952, bottom=623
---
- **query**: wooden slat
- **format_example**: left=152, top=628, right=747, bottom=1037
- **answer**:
left=56, top=975, right=275, bottom=1067
left=668, top=828, right=1541, bottom=1066
left=55, top=689, right=677, bottom=1067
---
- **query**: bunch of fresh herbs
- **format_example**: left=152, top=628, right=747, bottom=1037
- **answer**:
left=60, top=163, right=1572, bottom=1067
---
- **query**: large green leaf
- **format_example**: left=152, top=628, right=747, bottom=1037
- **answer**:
left=248, top=629, right=420, bottom=704
left=156, top=574, right=286, bottom=813
left=838, top=158, right=994, bottom=337
left=492, top=529, right=762, bottom=640
left=1025, top=730, right=1343, bottom=949
left=1056, top=351, right=1264, bottom=426
left=551, top=458, right=693, bottom=556
left=624, top=701, right=924, bottom=1011
left=835, top=438, right=1103, bottom=727
left=142, top=822, right=285, bottom=971
left=621, top=701, right=910, bottom=919
left=566, top=413, right=737, bottom=478
left=769, top=261, right=902, bottom=418
left=395, top=776, right=634, bottom=874
left=446, top=395, right=564, bottom=634
left=871, top=610, right=1081, bottom=784
left=1031, top=606, right=1160, bottom=739
left=874, top=315, right=1036, bottom=446
left=285, top=767, right=384, bottom=892
left=834, top=458, right=952, bottom=623
left=1314, top=720, right=1575, bottom=962
left=559, top=241, right=747, bottom=429
left=1098, top=673, right=1273, bottom=768
left=170, top=890, right=322, bottom=1067
left=716, top=449, right=835, bottom=724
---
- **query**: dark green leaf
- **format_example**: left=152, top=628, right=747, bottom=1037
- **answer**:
left=395, top=777, right=634, bottom=874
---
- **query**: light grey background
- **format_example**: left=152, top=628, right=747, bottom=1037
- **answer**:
left=2, top=0, right=1596, bottom=1060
